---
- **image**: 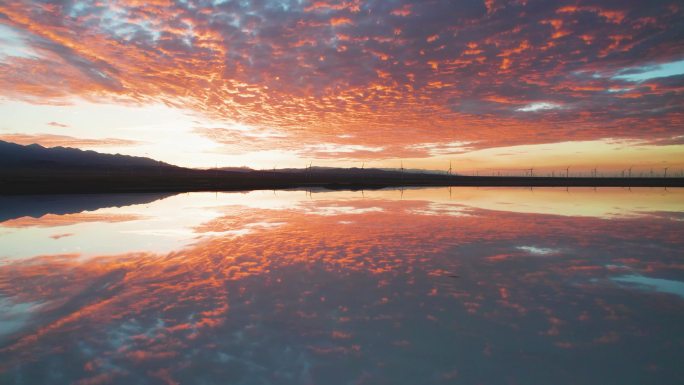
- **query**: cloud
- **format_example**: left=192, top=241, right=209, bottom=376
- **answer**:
left=0, top=0, right=682, bottom=157
left=612, top=59, right=684, bottom=82
left=516, top=102, right=564, bottom=112
left=640, top=135, right=684, bottom=146
left=407, top=141, right=475, bottom=157
left=302, top=143, right=385, bottom=159
left=49, top=232, right=74, bottom=240
left=0, top=133, right=141, bottom=148
left=46, top=121, right=68, bottom=128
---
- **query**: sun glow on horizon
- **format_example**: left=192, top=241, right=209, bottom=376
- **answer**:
left=0, top=0, right=682, bottom=171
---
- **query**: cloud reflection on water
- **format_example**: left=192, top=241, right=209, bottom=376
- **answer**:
left=0, top=188, right=683, bottom=384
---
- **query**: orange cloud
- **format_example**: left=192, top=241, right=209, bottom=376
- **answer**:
left=391, top=5, right=412, bottom=17
left=330, top=17, right=353, bottom=26
left=0, top=0, right=681, bottom=162
left=0, top=134, right=141, bottom=148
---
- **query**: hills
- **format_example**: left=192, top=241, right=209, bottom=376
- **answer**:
left=0, top=140, right=173, bottom=169
left=0, top=140, right=453, bottom=193
left=0, top=140, right=682, bottom=194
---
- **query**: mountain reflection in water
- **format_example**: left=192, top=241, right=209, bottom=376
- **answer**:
left=1, top=188, right=683, bottom=385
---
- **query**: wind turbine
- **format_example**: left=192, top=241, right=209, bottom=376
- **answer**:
left=565, top=166, right=570, bottom=178
left=664, top=167, right=669, bottom=178
left=628, top=166, right=633, bottom=178
left=448, top=161, right=452, bottom=176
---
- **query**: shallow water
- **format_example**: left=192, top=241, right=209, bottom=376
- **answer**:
left=1, top=188, right=683, bottom=384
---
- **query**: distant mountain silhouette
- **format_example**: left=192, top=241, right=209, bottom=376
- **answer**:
left=221, top=166, right=442, bottom=177
left=264, top=166, right=437, bottom=178
left=0, top=140, right=174, bottom=169
left=0, top=140, right=681, bottom=194
left=218, top=166, right=254, bottom=172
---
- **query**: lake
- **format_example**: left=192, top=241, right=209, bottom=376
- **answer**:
left=1, top=188, right=683, bottom=384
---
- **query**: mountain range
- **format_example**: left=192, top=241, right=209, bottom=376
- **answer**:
left=0, top=140, right=174, bottom=169
left=0, top=140, right=680, bottom=193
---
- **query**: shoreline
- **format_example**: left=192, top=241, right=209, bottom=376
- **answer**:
left=2, top=174, right=683, bottom=195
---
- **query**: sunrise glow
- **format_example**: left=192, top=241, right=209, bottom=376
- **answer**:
left=1, top=1, right=682, bottom=172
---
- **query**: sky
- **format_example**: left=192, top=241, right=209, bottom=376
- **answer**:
left=0, top=0, right=683, bottom=173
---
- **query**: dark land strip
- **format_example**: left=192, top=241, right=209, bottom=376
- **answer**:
left=2, top=167, right=682, bottom=195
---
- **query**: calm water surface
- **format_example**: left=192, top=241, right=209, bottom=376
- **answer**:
left=1, top=188, right=683, bottom=385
